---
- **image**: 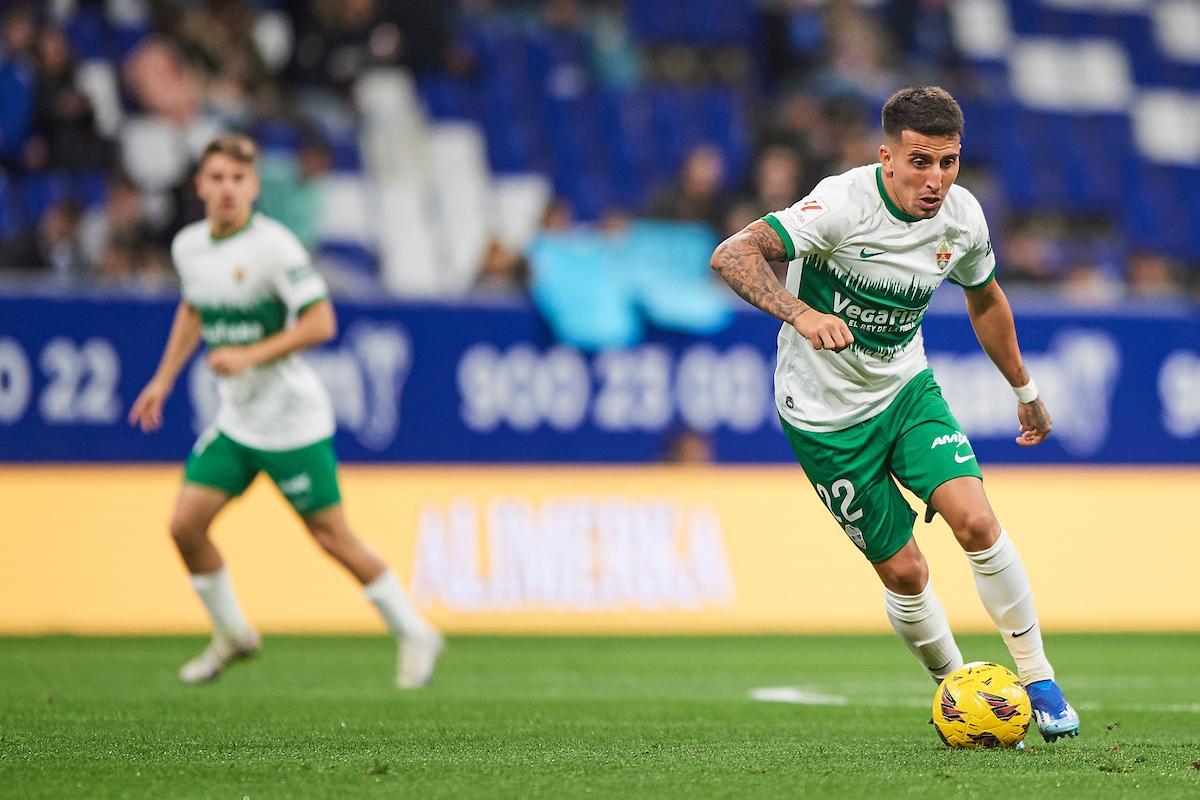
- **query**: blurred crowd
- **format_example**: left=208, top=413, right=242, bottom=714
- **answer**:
left=0, top=0, right=1195, bottom=303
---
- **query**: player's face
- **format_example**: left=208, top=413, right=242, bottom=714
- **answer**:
left=195, top=153, right=259, bottom=230
left=879, top=131, right=961, bottom=219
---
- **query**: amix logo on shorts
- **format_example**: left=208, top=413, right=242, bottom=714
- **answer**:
left=930, top=432, right=969, bottom=450
left=278, top=473, right=312, bottom=496
left=930, top=431, right=976, bottom=463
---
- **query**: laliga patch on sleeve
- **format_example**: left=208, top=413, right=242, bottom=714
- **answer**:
left=287, top=265, right=316, bottom=284
left=785, top=195, right=828, bottom=227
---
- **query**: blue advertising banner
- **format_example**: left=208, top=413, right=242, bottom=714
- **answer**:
left=0, top=293, right=1197, bottom=464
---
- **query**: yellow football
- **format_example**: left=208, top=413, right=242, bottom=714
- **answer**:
left=932, top=661, right=1032, bottom=748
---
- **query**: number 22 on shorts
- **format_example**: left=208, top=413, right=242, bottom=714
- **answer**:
left=815, top=478, right=864, bottom=523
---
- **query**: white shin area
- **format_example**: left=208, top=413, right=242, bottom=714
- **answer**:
left=965, top=529, right=1055, bottom=684
left=189, top=567, right=253, bottom=640
left=884, top=582, right=963, bottom=681
left=363, top=570, right=434, bottom=640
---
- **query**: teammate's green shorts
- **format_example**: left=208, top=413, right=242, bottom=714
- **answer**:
left=184, top=430, right=342, bottom=516
left=780, top=368, right=983, bottom=564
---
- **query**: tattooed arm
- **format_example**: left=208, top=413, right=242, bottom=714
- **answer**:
left=711, top=220, right=854, bottom=352
left=963, top=278, right=1052, bottom=446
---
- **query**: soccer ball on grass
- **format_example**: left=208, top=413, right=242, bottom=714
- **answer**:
left=931, top=661, right=1031, bottom=748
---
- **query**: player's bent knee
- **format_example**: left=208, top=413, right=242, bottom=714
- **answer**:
left=168, top=513, right=209, bottom=550
left=875, top=545, right=929, bottom=596
left=890, top=561, right=929, bottom=596
left=952, top=511, right=1000, bottom=552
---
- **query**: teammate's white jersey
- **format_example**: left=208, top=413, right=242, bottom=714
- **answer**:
left=765, top=164, right=995, bottom=432
left=172, top=213, right=334, bottom=451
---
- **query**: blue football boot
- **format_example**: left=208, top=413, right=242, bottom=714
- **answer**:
left=1026, top=679, right=1080, bottom=742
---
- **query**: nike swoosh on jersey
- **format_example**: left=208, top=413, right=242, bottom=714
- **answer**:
left=954, top=452, right=976, bottom=463
left=859, top=248, right=886, bottom=259
left=1011, top=623, right=1037, bottom=638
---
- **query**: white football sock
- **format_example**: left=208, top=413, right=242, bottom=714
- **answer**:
left=884, top=582, right=963, bottom=681
left=965, top=529, right=1055, bottom=684
left=189, top=567, right=253, bottom=640
left=363, top=570, right=434, bottom=640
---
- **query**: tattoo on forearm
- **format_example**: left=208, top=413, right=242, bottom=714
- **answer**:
left=712, top=223, right=808, bottom=323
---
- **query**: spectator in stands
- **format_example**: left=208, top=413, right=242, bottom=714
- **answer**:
left=80, top=171, right=159, bottom=272
left=1127, top=252, right=1182, bottom=299
left=0, top=197, right=87, bottom=282
left=288, top=0, right=454, bottom=98
left=744, top=144, right=805, bottom=217
left=997, top=216, right=1056, bottom=286
left=26, top=25, right=113, bottom=172
left=1062, top=260, right=1123, bottom=307
left=123, top=36, right=206, bottom=127
left=259, top=134, right=333, bottom=250
left=662, top=427, right=714, bottom=464
left=472, top=239, right=530, bottom=298
left=645, top=144, right=728, bottom=232
left=170, top=0, right=269, bottom=116
left=541, top=197, right=576, bottom=232
left=0, top=4, right=37, bottom=167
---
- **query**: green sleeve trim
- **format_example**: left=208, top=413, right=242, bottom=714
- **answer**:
left=762, top=214, right=796, bottom=261
left=296, top=295, right=329, bottom=316
left=949, top=266, right=996, bottom=290
left=209, top=212, right=256, bottom=242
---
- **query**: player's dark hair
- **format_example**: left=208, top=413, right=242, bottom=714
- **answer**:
left=881, top=86, right=964, bottom=140
left=199, top=133, right=258, bottom=168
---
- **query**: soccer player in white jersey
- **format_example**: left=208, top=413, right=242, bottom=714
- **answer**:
left=711, top=87, right=1079, bottom=742
left=129, top=134, right=442, bottom=688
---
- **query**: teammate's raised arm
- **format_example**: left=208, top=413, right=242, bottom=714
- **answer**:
left=711, top=220, right=854, bottom=352
left=128, top=300, right=203, bottom=432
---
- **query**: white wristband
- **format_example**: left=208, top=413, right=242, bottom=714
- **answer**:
left=1013, top=379, right=1038, bottom=404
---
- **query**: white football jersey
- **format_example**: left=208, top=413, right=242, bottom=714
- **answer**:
left=765, top=164, right=995, bottom=432
left=171, top=212, right=334, bottom=450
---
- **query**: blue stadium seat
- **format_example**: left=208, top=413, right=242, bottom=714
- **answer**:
left=417, top=74, right=482, bottom=122
left=0, top=59, right=35, bottom=162
left=326, top=131, right=361, bottom=173
left=74, top=171, right=108, bottom=209
left=0, top=173, right=19, bottom=240
left=20, top=172, right=74, bottom=224
left=316, top=239, right=378, bottom=281
left=254, top=120, right=300, bottom=154
left=63, top=7, right=107, bottom=60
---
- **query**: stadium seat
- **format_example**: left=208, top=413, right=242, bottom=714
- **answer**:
left=428, top=121, right=492, bottom=293
left=491, top=173, right=552, bottom=253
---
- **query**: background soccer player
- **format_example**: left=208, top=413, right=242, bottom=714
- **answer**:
left=128, top=134, right=442, bottom=688
left=710, top=87, right=1080, bottom=742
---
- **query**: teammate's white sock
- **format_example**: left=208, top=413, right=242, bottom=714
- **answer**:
left=363, top=570, right=435, bottom=640
left=189, top=567, right=253, bottom=640
left=965, top=529, right=1055, bottom=684
left=884, top=582, right=963, bottom=681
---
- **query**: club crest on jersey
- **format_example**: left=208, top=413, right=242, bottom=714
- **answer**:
left=233, top=266, right=245, bottom=283
left=935, top=239, right=953, bottom=271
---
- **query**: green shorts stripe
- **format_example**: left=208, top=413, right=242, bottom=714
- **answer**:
left=184, top=431, right=342, bottom=516
left=780, top=369, right=983, bottom=563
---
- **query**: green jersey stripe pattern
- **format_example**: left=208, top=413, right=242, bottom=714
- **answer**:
left=798, top=256, right=933, bottom=360
left=194, top=297, right=288, bottom=346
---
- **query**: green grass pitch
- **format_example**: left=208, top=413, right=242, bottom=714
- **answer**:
left=2, top=634, right=1198, bottom=799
